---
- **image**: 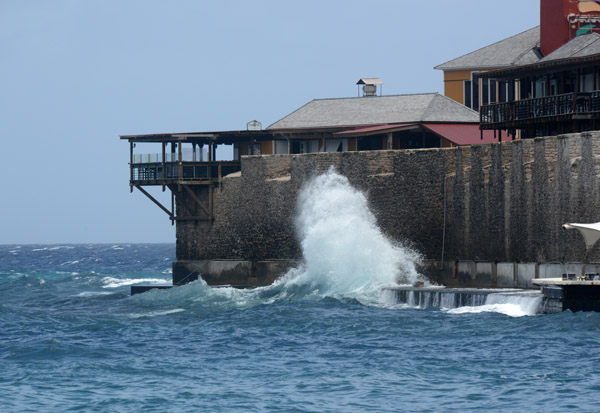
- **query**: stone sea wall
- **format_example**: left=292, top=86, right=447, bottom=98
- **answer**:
left=176, top=132, right=600, bottom=266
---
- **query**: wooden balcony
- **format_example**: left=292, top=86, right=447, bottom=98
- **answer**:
left=130, top=160, right=241, bottom=186
left=480, top=92, right=600, bottom=130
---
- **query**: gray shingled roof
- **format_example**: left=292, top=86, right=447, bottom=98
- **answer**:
left=540, top=32, right=600, bottom=62
left=267, top=93, right=480, bottom=130
left=435, top=26, right=541, bottom=71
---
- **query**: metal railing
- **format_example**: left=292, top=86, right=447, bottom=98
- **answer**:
left=480, top=92, right=600, bottom=127
left=131, top=161, right=241, bottom=183
left=133, top=149, right=203, bottom=164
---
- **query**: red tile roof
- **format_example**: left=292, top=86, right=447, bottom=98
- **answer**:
left=335, top=122, right=501, bottom=145
left=423, top=123, right=499, bottom=145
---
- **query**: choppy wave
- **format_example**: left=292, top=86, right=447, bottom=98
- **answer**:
left=135, top=168, right=424, bottom=309
left=137, top=168, right=543, bottom=318
left=280, top=168, right=423, bottom=302
left=101, top=276, right=169, bottom=288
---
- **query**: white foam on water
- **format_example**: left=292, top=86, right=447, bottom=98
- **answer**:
left=128, top=308, right=185, bottom=318
left=137, top=168, right=424, bottom=309
left=76, top=291, right=114, bottom=298
left=101, top=277, right=169, bottom=288
left=267, top=167, right=424, bottom=305
left=49, top=246, right=75, bottom=251
left=445, top=293, right=543, bottom=317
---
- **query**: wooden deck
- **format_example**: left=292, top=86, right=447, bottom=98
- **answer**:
left=130, top=161, right=241, bottom=186
left=480, top=91, right=600, bottom=130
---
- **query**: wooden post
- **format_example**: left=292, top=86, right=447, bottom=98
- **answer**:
left=161, top=142, right=166, bottom=191
left=387, top=133, right=393, bottom=150
left=182, top=185, right=210, bottom=217
left=129, top=141, right=134, bottom=192
left=134, top=185, right=174, bottom=219
left=171, top=189, right=175, bottom=226
left=208, top=142, right=213, bottom=185
left=178, top=141, right=183, bottom=180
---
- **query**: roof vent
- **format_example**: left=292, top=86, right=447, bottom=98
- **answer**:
left=357, top=78, right=383, bottom=97
left=247, top=120, right=262, bottom=131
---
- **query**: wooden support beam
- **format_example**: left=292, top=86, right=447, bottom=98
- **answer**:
left=182, top=184, right=211, bottom=218
left=134, top=185, right=173, bottom=219
left=178, top=141, right=183, bottom=180
left=129, top=141, right=134, bottom=192
left=162, top=142, right=166, bottom=191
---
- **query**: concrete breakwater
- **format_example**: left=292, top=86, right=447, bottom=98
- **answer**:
left=174, top=132, right=600, bottom=287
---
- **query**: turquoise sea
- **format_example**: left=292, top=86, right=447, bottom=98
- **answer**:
left=2, top=244, right=600, bottom=412
left=2, top=171, right=600, bottom=412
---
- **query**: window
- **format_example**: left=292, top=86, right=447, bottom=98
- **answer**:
left=489, top=79, right=497, bottom=104
left=482, top=79, right=489, bottom=106
left=535, top=77, right=546, bottom=97
left=464, top=80, right=472, bottom=108
left=499, top=80, right=507, bottom=102
left=581, top=71, right=594, bottom=92
left=247, top=143, right=261, bottom=155
left=291, top=141, right=304, bottom=154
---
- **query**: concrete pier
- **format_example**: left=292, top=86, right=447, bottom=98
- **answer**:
left=382, top=286, right=555, bottom=314
left=131, top=284, right=173, bottom=295
left=172, top=259, right=300, bottom=287
left=533, top=278, right=600, bottom=312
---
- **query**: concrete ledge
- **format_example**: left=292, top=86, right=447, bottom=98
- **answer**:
left=131, top=284, right=173, bottom=295
left=424, top=260, right=600, bottom=290
left=172, top=259, right=301, bottom=287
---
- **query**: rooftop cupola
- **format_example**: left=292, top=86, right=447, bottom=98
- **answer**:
left=356, top=78, right=383, bottom=97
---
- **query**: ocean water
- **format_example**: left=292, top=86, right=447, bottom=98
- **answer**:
left=3, top=170, right=600, bottom=412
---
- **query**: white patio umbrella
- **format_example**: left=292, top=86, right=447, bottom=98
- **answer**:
left=563, top=222, right=600, bottom=250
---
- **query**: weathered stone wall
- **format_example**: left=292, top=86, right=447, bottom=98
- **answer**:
left=176, top=132, right=600, bottom=265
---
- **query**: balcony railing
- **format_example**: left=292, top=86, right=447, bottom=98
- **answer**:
left=480, top=92, right=600, bottom=128
left=130, top=159, right=241, bottom=185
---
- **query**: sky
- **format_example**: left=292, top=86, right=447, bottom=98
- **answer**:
left=0, top=0, right=540, bottom=244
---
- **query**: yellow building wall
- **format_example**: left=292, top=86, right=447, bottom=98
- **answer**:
left=443, top=68, right=504, bottom=106
left=259, top=140, right=273, bottom=155
left=443, top=70, right=472, bottom=104
left=235, top=140, right=274, bottom=156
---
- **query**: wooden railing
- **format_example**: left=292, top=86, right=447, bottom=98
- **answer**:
left=131, top=161, right=241, bottom=184
left=480, top=92, right=600, bottom=128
